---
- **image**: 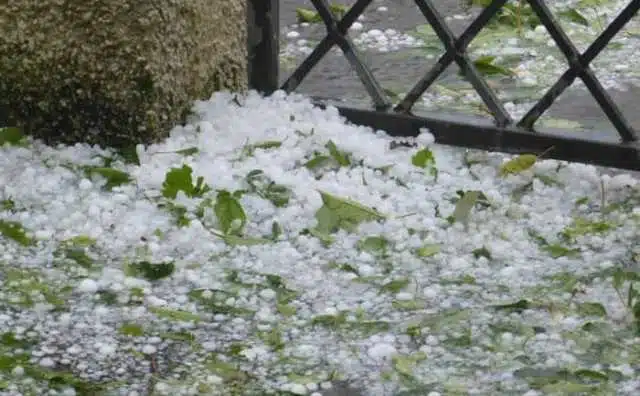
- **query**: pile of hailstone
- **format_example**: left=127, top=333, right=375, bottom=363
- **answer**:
left=0, top=91, right=639, bottom=396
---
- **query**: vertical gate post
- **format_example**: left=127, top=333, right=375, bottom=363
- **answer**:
left=247, top=0, right=279, bottom=95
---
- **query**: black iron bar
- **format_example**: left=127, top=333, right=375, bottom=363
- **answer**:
left=519, top=0, right=639, bottom=143
left=396, top=0, right=511, bottom=127
left=248, top=1, right=640, bottom=171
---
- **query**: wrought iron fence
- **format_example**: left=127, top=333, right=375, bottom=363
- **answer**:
left=247, top=0, right=640, bottom=171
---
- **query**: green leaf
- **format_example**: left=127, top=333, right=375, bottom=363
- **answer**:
left=311, top=313, right=348, bottom=329
left=245, top=170, right=292, bottom=207
left=460, top=274, right=477, bottom=284
left=393, top=300, right=422, bottom=311
left=416, top=308, right=471, bottom=331
left=270, top=221, right=282, bottom=240
left=542, top=244, right=580, bottom=258
left=451, top=190, right=481, bottom=226
left=472, top=246, right=492, bottom=260
left=265, top=274, right=286, bottom=290
left=392, top=351, right=427, bottom=377
left=493, top=299, right=531, bottom=313
left=304, top=227, right=335, bottom=246
left=411, top=148, right=435, bottom=168
left=160, top=330, right=197, bottom=345
left=175, top=147, right=199, bottom=156
left=97, top=290, right=119, bottom=305
left=55, top=247, right=93, bottom=269
left=161, top=165, right=210, bottom=199
left=1, top=199, right=15, bottom=211
left=214, top=190, right=247, bottom=235
left=304, top=154, right=332, bottom=170
left=534, top=173, right=562, bottom=186
left=574, top=369, right=609, bottom=382
left=326, top=140, right=351, bottom=167
left=277, top=302, right=297, bottom=317
left=468, top=0, right=493, bottom=7
left=161, top=165, right=192, bottom=199
left=528, top=229, right=549, bottom=245
left=258, top=327, right=286, bottom=352
left=0, top=127, right=25, bottom=146
left=329, top=3, right=349, bottom=18
left=162, top=202, right=190, bottom=227
left=295, top=4, right=348, bottom=23
left=252, top=140, right=282, bottom=151
left=314, top=191, right=385, bottom=235
left=118, top=323, right=145, bottom=337
left=380, top=278, right=410, bottom=294
left=205, top=354, right=249, bottom=381
left=575, top=302, right=607, bottom=317
left=127, top=261, right=175, bottom=281
left=1, top=332, right=32, bottom=348
left=560, top=218, right=615, bottom=241
left=500, top=154, right=538, bottom=176
left=411, top=148, right=438, bottom=178
left=357, top=236, right=389, bottom=254
left=443, top=328, right=473, bottom=347
left=513, top=367, right=572, bottom=386
left=155, top=147, right=200, bottom=156
left=64, top=235, right=96, bottom=247
left=471, top=55, right=514, bottom=77
left=82, top=166, right=132, bottom=190
left=0, top=220, right=34, bottom=246
left=328, top=261, right=361, bottom=276
left=574, top=197, right=589, bottom=206
left=558, top=8, right=590, bottom=26
left=416, top=244, right=440, bottom=258
left=149, top=307, right=201, bottom=323
left=296, top=7, right=322, bottom=23
left=211, top=231, right=272, bottom=246
left=440, top=274, right=477, bottom=286
left=23, top=365, right=112, bottom=394
left=242, top=140, right=283, bottom=157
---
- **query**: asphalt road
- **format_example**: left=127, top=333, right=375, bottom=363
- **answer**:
left=276, top=0, right=640, bottom=145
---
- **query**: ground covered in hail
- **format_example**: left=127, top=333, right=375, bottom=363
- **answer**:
left=0, top=91, right=639, bottom=396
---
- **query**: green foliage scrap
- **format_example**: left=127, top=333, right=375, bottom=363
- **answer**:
left=304, top=140, right=353, bottom=171
left=449, top=190, right=486, bottom=227
left=312, top=191, right=385, bottom=242
left=214, top=190, right=247, bottom=235
left=241, top=140, right=282, bottom=159
left=161, top=164, right=211, bottom=199
left=296, top=4, right=349, bottom=23
left=411, top=147, right=438, bottom=178
left=528, top=229, right=581, bottom=258
left=125, top=260, right=175, bottom=281
left=82, top=166, right=132, bottom=191
left=245, top=170, right=292, bottom=208
left=0, top=220, right=34, bottom=246
left=154, top=147, right=200, bottom=156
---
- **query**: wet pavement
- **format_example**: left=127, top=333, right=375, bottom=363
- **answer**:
left=276, top=0, right=640, bottom=144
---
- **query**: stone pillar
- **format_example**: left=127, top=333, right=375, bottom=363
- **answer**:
left=0, top=0, right=247, bottom=148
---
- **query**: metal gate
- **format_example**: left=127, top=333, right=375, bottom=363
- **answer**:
left=247, top=0, right=640, bottom=171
